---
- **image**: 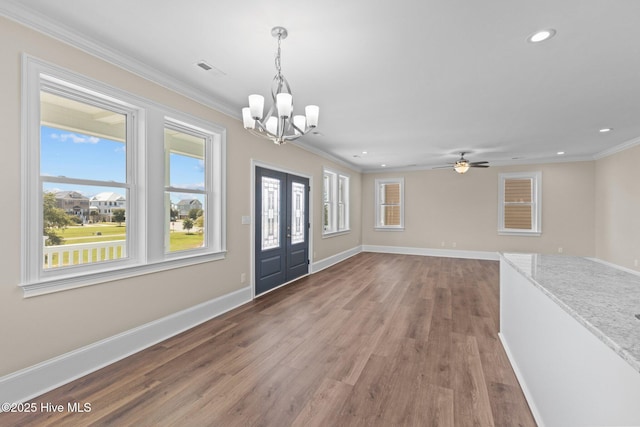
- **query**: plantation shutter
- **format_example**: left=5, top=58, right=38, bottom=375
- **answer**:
left=503, top=178, right=533, bottom=230
left=382, top=183, right=401, bottom=226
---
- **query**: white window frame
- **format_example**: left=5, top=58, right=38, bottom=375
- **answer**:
left=322, top=168, right=350, bottom=236
left=163, top=117, right=224, bottom=258
left=374, top=177, right=405, bottom=231
left=498, top=171, right=542, bottom=236
left=21, top=55, right=226, bottom=297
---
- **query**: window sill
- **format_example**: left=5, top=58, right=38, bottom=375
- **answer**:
left=498, top=230, right=542, bottom=237
left=374, top=227, right=405, bottom=232
left=20, top=251, right=226, bottom=298
left=322, top=229, right=351, bottom=238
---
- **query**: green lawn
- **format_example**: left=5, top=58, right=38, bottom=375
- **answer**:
left=59, top=224, right=125, bottom=239
left=168, top=232, right=204, bottom=252
left=45, top=223, right=203, bottom=267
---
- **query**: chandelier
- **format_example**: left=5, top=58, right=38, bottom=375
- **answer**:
left=242, top=26, right=319, bottom=145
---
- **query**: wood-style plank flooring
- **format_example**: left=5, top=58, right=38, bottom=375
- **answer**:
left=1, top=253, right=536, bottom=426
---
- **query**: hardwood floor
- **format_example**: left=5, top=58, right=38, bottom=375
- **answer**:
left=1, top=253, right=536, bottom=426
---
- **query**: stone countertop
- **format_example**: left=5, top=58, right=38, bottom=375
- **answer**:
left=500, top=253, right=640, bottom=374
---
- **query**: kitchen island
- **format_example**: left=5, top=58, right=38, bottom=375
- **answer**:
left=500, top=253, right=640, bottom=427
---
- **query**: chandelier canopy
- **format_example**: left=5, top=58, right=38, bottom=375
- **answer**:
left=242, top=27, right=319, bottom=145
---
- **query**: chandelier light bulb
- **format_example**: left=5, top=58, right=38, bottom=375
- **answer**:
left=248, top=94, right=264, bottom=120
left=242, top=108, right=255, bottom=129
left=276, top=93, right=293, bottom=118
left=266, top=116, right=278, bottom=135
left=293, top=115, right=306, bottom=135
left=305, top=105, right=319, bottom=128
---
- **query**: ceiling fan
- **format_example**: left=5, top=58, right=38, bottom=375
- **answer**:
left=436, top=152, right=490, bottom=174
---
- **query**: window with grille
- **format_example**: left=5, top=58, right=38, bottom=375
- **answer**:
left=498, top=172, right=541, bottom=235
left=322, top=168, right=350, bottom=235
left=22, top=55, right=226, bottom=296
left=375, top=178, right=404, bottom=230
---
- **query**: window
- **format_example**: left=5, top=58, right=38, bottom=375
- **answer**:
left=375, top=178, right=404, bottom=230
left=498, top=172, right=541, bottom=235
left=165, top=123, right=210, bottom=254
left=22, top=56, right=226, bottom=296
left=322, top=168, right=350, bottom=235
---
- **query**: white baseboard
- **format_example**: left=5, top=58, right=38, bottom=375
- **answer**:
left=310, top=246, right=362, bottom=273
left=0, top=286, right=252, bottom=405
left=362, top=245, right=499, bottom=261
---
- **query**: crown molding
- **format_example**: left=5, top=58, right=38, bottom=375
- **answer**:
left=593, top=135, right=640, bottom=160
left=361, top=154, right=595, bottom=174
left=289, top=139, right=363, bottom=173
left=0, top=1, right=240, bottom=119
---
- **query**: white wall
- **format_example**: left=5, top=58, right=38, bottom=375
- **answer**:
left=0, top=16, right=361, bottom=377
left=362, top=161, right=596, bottom=257
left=595, top=144, right=640, bottom=270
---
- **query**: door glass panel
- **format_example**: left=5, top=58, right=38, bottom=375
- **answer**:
left=291, top=182, right=305, bottom=244
left=262, top=176, right=280, bottom=250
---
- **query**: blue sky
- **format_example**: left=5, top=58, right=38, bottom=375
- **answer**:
left=41, top=125, right=205, bottom=204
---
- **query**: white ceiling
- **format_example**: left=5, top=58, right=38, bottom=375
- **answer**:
left=3, top=0, right=640, bottom=171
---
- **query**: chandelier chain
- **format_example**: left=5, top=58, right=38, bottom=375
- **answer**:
left=275, top=34, right=282, bottom=77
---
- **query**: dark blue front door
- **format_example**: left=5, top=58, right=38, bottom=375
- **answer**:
left=255, top=167, right=309, bottom=296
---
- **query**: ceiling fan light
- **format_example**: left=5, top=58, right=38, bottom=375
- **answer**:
left=248, top=94, right=264, bottom=120
left=454, top=161, right=470, bottom=174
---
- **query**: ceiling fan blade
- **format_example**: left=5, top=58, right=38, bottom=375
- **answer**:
left=470, top=164, right=490, bottom=168
left=432, top=165, right=453, bottom=169
left=469, top=161, right=489, bottom=165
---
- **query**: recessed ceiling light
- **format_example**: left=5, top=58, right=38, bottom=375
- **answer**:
left=599, top=128, right=613, bottom=133
left=362, top=151, right=368, bottom=155
left=381, top=164, right=387, bottom=167
left=557, top=151, right=565, bottom=155
left=528, top=29, right=556, bottom=43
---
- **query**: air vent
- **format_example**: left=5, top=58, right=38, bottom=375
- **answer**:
left=196, top=61, right=213, bottom=71
left=195, top=60, right=226, bottom=76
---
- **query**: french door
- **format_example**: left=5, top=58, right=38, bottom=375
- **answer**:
left=255, top=166, right=310, bottom=296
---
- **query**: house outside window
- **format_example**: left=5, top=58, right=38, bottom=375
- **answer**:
left=322, top=168, right=350, bottom=236
left=498, top=171, right=541, bottom=235
left=374, top=178, right=404, bottom=231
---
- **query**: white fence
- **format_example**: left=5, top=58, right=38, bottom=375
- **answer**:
left=43, top=240, right=127, bottom=268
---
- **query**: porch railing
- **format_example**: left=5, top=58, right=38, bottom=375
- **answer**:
left=43, top=240, right=126, bottom=268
